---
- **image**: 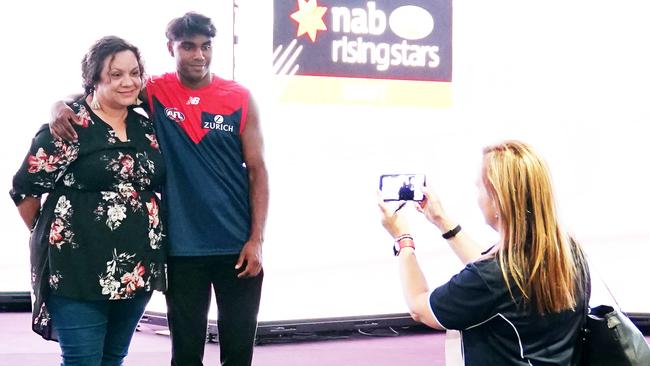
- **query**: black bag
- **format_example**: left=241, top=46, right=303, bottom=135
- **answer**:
left=572, top=241, right=650, bottom=365
left=580, top=304, right=650, bottom=365
left=575, top=244, right=650, bottom=366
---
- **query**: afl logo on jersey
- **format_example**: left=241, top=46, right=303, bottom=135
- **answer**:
left=165, top=108, right=185, bottom=123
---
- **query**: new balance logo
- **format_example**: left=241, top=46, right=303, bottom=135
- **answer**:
left=186, top=97, right=200, bottom=105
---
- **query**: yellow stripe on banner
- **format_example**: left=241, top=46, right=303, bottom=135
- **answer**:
left=276, top=75, right=452, bottom=108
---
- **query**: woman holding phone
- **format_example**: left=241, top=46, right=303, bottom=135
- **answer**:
left=378, top=140, right=589, bottom=365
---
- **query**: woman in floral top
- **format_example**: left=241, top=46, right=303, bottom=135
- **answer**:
left=10, top=36, right=166, bottom=365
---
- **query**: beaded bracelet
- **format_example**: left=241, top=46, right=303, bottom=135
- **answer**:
left=395, top=234, right=414, bottom=242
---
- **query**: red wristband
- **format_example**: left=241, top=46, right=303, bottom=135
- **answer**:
left=393, top=238, right=415, bottom=256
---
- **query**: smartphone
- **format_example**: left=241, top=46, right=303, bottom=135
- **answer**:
left=379, top=174, right=426, bottom=201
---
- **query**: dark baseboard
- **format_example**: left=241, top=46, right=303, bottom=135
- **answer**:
left=0, top=291, right=31, bottom=312
left=140, top=310, right=650, bottom=342
left=140, top=311, right=433, bottom=344
left=627, top=312, right=650, bottom=335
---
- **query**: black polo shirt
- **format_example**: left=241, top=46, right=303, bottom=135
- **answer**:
left=429, top=258, right=587, bottom=365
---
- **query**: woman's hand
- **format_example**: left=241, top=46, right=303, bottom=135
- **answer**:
left=417, top=187, right=454, bottom=231
left=377, top=194, right=411, bottom=239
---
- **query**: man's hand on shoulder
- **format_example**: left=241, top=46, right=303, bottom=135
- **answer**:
left=50, top=101, right=81, bottom=142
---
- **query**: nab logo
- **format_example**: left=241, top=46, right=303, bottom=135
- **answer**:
left=290, top=0, right=328, bottom=42
left=164, top=108, right=185, bottom=123
left=186, top=96, right=200, bottom=105
left=274, top=0, right=452, bottom=82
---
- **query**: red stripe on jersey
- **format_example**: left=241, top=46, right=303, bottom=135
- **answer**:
left=146, top=73, right=249, bottom=144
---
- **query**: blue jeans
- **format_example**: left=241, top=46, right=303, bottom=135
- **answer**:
left=46, top=292, right=152, bottom=366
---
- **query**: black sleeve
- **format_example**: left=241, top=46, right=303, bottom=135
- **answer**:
left=137, top=101, right=151, bottom=115
left=139, top=88, right=151, bottom=114
left=429, top=261, right=499, bottom=330
left=9, top=124, right=79, bottom=205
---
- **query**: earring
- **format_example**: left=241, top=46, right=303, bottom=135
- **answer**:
left=90, top=90, right=101, bottom=110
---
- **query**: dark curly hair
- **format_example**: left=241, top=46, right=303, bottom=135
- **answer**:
left=165, top=12, right=217, bottom=41
left=81, top=36, right=145, bottom=95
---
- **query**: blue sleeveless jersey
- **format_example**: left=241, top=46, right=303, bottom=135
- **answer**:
left=146, top=73, right=251, bottom=256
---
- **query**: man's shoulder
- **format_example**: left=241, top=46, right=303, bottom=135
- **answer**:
left=212, top=76, right=249, bottom=95
left=147, top=73, right=176, bottom=87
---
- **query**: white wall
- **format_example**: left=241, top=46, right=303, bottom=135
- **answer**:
left=235, top=0, right=650, bottom=318
left=2, top=0, right=649, bottom=321
left=0, top=0, right=233, bottom=291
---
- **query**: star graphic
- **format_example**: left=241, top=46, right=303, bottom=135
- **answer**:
left=290, top=0, right=328, bottom=42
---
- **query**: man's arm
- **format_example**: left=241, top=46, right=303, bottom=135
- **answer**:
left=50, top=94, right=83, bottom=142
left=236, top=94, right=269, bottom=278
left=17, top=197, right=41, bottom=231
left=50, top=90, right=149, bottom=141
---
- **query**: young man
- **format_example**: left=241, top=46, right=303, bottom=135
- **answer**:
left=51, top=12, right=268, bottom=366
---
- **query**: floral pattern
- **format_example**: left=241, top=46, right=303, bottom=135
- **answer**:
left=28, top=148, right=61, bottom=173
left=99, top=249, right=146, bottom=299
left=26, top=140, right=78, bottom=189
left=48, top=271, right=63, bottom=290
left=77, top=104, right=93, bottom=128
left=146, top=197, right=163, bottom=249
left=94, top=183, right=141, bottom=231
left=121, top=262, right=146, bottom=296
left=146, top=133, right=159, bottom=149
left=106, top=129, right=122, bottom=145
left=10, top=100, right=167, bottom=340
left=49, top=196, right=76, bottom=249
left=62, top=172, right=78, bottom=188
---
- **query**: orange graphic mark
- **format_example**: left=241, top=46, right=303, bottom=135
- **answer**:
left=290, top=0, right=328, bottom=42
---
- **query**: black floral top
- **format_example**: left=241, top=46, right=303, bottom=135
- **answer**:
left=10, top=100, right=167, bottom=340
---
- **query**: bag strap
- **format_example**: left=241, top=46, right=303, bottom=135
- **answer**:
left=597, top=270, right=622, bottom=311
left=576, top=239, right=622, bottom=312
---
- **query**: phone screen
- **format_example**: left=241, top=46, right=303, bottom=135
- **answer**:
left=379, top=174, right=426, bottom=201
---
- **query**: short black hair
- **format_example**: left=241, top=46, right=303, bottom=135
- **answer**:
left=81, top=36, right=145, bottom=95
left=166, top=12, right=217, bottom=41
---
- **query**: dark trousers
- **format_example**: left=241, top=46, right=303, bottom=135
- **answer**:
left=166, top=255, right=264, bottom=366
